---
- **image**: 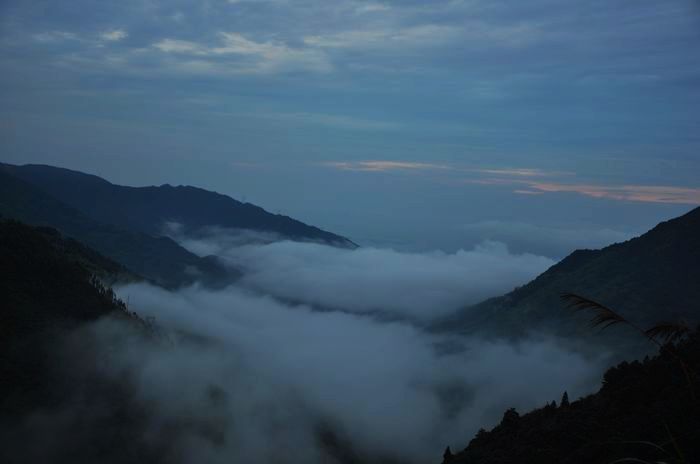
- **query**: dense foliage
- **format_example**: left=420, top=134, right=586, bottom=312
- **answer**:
left=0, top=220, right=169, bottom=463
left=443, top=329, right=700, bottom=464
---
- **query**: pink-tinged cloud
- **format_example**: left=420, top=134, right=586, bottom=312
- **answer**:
left=524, top=182, right=700, bottom=205
left=323, top=161, right=699, bottom=205
left=323, top=161, right=449, bottom=172
left=325, top=161, right=565, bottom=176
left=463, top=177, right=522, bottom=186
left=513, top=189, right=545, bottom=195
left=470, top=168, right=570, bottom=177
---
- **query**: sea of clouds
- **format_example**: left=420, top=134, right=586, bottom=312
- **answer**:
left=85, top=227, right=607, bottom=463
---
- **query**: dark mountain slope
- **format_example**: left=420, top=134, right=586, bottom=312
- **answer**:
left=0, top=170, right=230, bottom=287
left=1, top=162, right=355, bottom=246
left=0, top=220, right=140, bottom=411
left=441, top=329, right=700, bottom=464
left=0, top=220, right=171, bottom=464
left=437, top=206, right=700, bottom=343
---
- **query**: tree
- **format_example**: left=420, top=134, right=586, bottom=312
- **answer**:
left=500, top=408, right=520, bottom=428
left=442, top=446, right=453, bottom=463
left=560, top=391, right=570, bottom=408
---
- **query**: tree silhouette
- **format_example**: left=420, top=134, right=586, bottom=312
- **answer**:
left=443, top=446, right=453, bottom=463
left=560, top=391, right=570, bottom=408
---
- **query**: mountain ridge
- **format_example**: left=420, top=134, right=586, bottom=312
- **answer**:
left=435, top=206, right=700, bottom=350
left=1, top=162, right=356, bottom=247
left=0, top=168, right=231, bottom=288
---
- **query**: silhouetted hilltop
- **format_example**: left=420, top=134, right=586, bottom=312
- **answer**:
left=0, top=169, right=232, bottom=287
left=1, top=162, right=356, bottom=247
left=436, top=206, right=700, bottom=348
left=441, top=329, right=700, bottom=464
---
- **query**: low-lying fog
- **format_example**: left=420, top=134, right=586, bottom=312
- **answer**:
left=99, top=227, right=604, bottom=463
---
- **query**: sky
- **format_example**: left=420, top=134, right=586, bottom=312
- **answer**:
left=1, top=0, right=699, bottom=255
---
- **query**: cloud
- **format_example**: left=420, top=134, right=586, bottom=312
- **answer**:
left=33, top=31, right=78, bottom=43
left=470, top=168, right=570, bottom=177
left=169, top=229, right=554, bottom=322
left=163, top=222, right=288, bottom=255
left=323, top=160, right=450, bottom=172
left=258, top=112, right=401, bottom=131
left=459, top=221, right=634, bottom=258
left=100, top=29, right=128, bottom=41
left=303, top=24, right=460, bottom=49
left=152, top=32, right=332, bottom=74
left=513, top=189, right=545, bottom=195
left=99, top=281, right=603, bottom=463
left=322, top=160, right=575, bottom=177
left=152, top=38, right=202, bottom=54
left=522, top=182, right=700, bottom=205
left=2, top=224, right=608, bottom=463
left=355, top=3, right=390, bottom=14
left=227, top=0, right=286, bottom=4
left=455, top=166, right=700, bottom=205
left=344, top=160, right=700, bottom=205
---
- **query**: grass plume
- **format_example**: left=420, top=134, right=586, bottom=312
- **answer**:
left=561, top=293, right=696, bottom=403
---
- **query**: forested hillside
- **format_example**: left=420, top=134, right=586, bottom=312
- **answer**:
left=437, top=206, right=700, bottom=352
left=0, top=220, right=169, bottom=463
left=0, top=169, right=232, bottom=287
left=1, top=162, right=355, bottom=247
left=442, top=327, right=700, bottom=464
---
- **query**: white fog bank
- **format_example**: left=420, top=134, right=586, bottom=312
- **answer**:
left=113, top=282, right=604, bottom=463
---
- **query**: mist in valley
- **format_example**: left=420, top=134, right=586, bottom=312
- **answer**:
left=36, top=228, right=606, bottom=463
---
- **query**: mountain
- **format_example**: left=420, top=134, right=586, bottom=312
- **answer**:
left=0, top=219, right=138, bottom=335
left=440, top=329, right=700, bottom=464
left=0, top=169, right=231, bottom=288
left=436, top=206, right=700, bottom=348
left=0, top=220, right=169, bottom=464
left=0, top=220, right=141, bottom=410
left=1, top=162, right=356, bottom=247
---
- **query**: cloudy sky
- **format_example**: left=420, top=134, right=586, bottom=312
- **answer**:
left=1, top=0, right=699, bottom=254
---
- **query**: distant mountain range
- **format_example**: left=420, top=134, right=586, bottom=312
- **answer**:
left=435, top=206, right=700, bottom=352
left=0, top=169, right=229, bottom=288
left=1, top=163, right=355, bottom=246
left=0, top=162, right=354, bottom=287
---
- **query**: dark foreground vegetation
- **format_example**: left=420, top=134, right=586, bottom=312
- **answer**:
left=0, top=220, right=165, bottom=464
left=443, top=327, right=700, bottom=464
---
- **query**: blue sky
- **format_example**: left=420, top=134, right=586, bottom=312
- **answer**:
left=1, top=0, right=699, bottom=255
